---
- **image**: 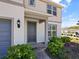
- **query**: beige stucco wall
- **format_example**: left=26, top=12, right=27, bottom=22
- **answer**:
left=48, top=7, right=62, bottom=22
left=24, top=18, right=45, bottom=43
left=48, top=5, right=62, bottom=37
left=25, top=0, right=47, bottom=13
left=0, top=0, right=62, bottom=45
left=25, top=0, right=62, bottom=42
left=0, top=2, right=24, bottom=45
left=25, top=0, right=62, bottom=22
left=11, top=0, right=23, bottom=4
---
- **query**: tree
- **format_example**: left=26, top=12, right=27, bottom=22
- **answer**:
left=77, top=21, right=79, bottom=25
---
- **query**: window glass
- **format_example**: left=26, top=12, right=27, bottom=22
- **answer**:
left=48, top=24, right=57, bottom=40
left=47, top=5, right=52, bottom=10
left=48, top=37, right=51, bottom=40
left=52, top=31, right=57, bottom=37
left=48, top=31, right=51, bottom=36
left=53, top=11, right=57, bottom=16
left=29, top=0, right=35, bottom=6
left=52, top=25, right=57, bottom=30
left=53, top=7, right=56, bottom=11
left=47, top=10, right=52, bottom=14
left=47, top=5, right=52, bottom=14
left=48, top=24, right=51, bottom=30
left=47, top=5, right=57, bottom=16
left=53, top=7, right=57, bottom=16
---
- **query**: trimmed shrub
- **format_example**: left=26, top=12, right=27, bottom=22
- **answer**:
left=49, top=37, right=62, bottom=43
left=48, top=37, right=65, bottom=59
left=4, top=44, right=36, bottom=59
left=61, top=37, right=71, bottom=43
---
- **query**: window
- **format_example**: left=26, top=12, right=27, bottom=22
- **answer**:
left=48, top=24, right=51, bottom=30
left=52, top=24, right=57, bottom=37
left=48, top=24, right=57, bottom=40
left=53, top=7, right=57, bottom=16
left=47, top=5, right=57, bottom=16
left=47, top=5, right=53, bottom=14
left=29, top=0, right=35, bottom=6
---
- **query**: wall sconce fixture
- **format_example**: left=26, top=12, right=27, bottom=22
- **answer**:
left=17, top=19, right=20, bottom=28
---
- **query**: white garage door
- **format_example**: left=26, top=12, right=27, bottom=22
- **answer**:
left=0, top=19, right=11, bottom=58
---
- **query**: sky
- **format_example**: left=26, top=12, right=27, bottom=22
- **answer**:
left=51, top=0, right=79, bottom=28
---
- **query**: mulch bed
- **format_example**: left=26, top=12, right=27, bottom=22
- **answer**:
left=46, top=42, right=79, bottom=59
left=64, top=42, right=79, bottom=59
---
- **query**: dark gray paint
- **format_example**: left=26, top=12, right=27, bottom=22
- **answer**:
left=0, top=19, right=11, bottom=59
left=27, top=21, right=36, bottom=43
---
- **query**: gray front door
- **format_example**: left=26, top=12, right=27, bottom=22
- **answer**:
left=0, top=19, right=11, bottom=58
left=27, top=21, right=36, bottom=43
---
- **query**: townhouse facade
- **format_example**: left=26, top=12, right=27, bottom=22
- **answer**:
left=0, top=0, right=63, bottom=58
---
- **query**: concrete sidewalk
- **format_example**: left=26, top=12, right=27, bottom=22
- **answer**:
left=35, top=48, right=51, bottom=59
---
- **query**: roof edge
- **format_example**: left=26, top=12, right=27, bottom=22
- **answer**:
left=40, top=0, right=64, bottom=8
left=48, top=1, right=64, bottom=8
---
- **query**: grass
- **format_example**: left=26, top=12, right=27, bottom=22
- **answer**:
left=70, top=37, right=79, bottom=43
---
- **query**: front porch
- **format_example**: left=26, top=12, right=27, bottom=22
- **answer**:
left=24, top=9, right=51, bottom=45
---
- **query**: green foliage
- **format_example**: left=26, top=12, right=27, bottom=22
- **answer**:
left=48, top=37, right=65, bottom=59
left=49, top=37, right=62, bottom=43
left=48, top=37, right=72, bottom=59
left=4, top=44, right=36, bottom=59
left=61, top=37, right=71, bottom=43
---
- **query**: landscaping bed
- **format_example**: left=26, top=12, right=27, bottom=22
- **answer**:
left=64, top=42, right=79, bottom=59
left=46, top=37, right=79, bottom=59
left=3, top=44, right=36, bottom=59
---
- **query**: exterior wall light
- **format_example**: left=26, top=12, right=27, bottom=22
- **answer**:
left=17, top=19, right=20, bottom=28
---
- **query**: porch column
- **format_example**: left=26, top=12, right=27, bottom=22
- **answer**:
left=45, top=20, right=48, bottom=47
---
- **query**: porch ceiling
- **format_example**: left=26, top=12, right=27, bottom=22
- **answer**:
left=25, top=9, right=52, bottom=20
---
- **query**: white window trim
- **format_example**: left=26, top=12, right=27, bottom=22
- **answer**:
left=47, top=5, right=57, bottom=16
left=47, top=5, right=53, bottom=14
left=48, top=24, right=57, bottom=40
left=53, top=7, right=57, bottom=16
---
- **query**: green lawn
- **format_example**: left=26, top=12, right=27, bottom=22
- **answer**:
left=70, top=37, right=79, bottom=43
